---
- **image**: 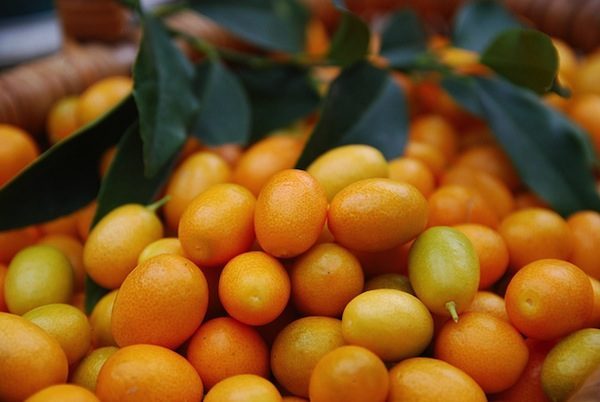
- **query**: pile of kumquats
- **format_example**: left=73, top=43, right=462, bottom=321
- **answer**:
left=2, top=36, right=600, bottom=402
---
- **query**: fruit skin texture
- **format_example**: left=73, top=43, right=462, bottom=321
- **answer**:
left=435, top=312, right=529, bottom=393
left=0, top=312, right=68, bottom=402
left=38, top=234, right=86, bottom=291
left=163, top=151, right=231, bottom=231
left=541, top=328, right=600, bottom=402
left=498, top=208, right=573, bottom=271
left=204, top=374, right=281, bottom=402
left=23, top=303, right=92, bottom=365
left=219, top=251, right=290, bottom=326
left=309, top=345, right=389, bottom=402
left=271, top=316, right=346, bottom=398
left=70, top=346, right=119, bottom=391
left=341, top=289, right=433, bottom=362
left=567, top=210, right=600, bottom=279
left=111, top=254, right=209, bottom=349
left=254, top=169, right=328, bottom=258
left=179, top=183, right=256, bottom=266
left=83, top=203, right=163, bottom=289
left=328, top=178, right=428, bottom=252
left=306, top=144, right=389, bottom=201
left=5, top=245, right=74, bottom=315
left=0, top=124, right=39, bottom=187
left=89, top=290, right=118, bottom=347
left=388, top=157, right=435, bottom=198
left=387, top=357, right=487, bottom=402
left=186, top=317, right=270, bottom=390
left=408, top=226, right=479, bottom=319
left=290, top=242, right=364, bottom=317
left=137, top=237, right=185, bottom=265
left=77, top=76, right=132, bottom=126
left=25, top=384, right=99, bottom=402
left=504, top=259, right=593, bottom=341
left=96, top=344, right=203, bottom=402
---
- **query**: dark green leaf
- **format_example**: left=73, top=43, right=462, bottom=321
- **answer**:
left=296, top=61, right=408, bottom=169
left=453, top=0, right=520, bottom=52
left=443, top=75, right=600, bottom=215
left=481, top=28, right=558, bottom=93
left=85, top=122, right=177, bottom=313
left=0, top=96, right=137, bottom=231
left=192, top=60, right=251, bottom=145
left=235, top=65, right=321, bottom=140
left=327, top=2, right=370, bottom=66
left=190, top=0, right=308, bottom=53
left=134, top=14, right=199, bottom=177
left=380, top=9, right=427, bottom=69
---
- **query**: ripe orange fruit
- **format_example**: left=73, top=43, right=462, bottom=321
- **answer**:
left=329, top=179, right=428, bottom=252
left=25, top=384, right=99, bottom=402
left=232, top=133, right=305, bottom=196
left=39, top=213, right=79, bottom=238
left=70, top=346, right=118, bottom=391
left=89, top=290, right=118, bottom=347
left=388, top=157, right=436, bottom=198
left=179, top=183, right=256, bottom=266
left=567, top=210, right=600, bottom=279
left=342, top=289, right=433, bottom=361
left=498, top=208, right=573, bottom=271
left=588, top=277, right=600, bottom=327
left=435, top=312, right=529, bottom=393
left=552, top=38, right=578, bottom=81
left=0, top=312, right=68, bottom=402
left=427, top=185, right=499, bottom=228
left=187, top=317, right=269, bottom=389
left=403, top=140, right=447, bottom=178
left=453, top=223, right=509, bottom=289
left=0, top=226, right=40, bottom=264
left=574, top=51, right=600, bottom=95
left=306, top=144, right=389, bottom=201
left=0, top=124, right=39, bottom=187
left=271, top=316, right=346, bottom=398
left=504, top=259, right=593, bottom=340
left=23, top=303, right=91, bottom=365
left=163, top=151, right=231, bottom=231
left=464, top=291, right=509, bottom=322
left=454, top=145, right=520, bottom=189
left=203, top=374, right=281, bottom=402
left=77, top=76, right=132, bottom=126
left=0, top=264, right=7, bottom=312
left=569, top=94, right=600, bottom=156
left=5, top=245, right=74, bottom=315
left=388, top=357, right=486, bottom=402
left=219, top=251, right=290, bottom=325
left=364, top=273, right=413, bottom=293
left=492, top=339, right=554, bottom=402
left=111, top=254, right=208, bottom=349
left=290, top=243, right=364, bottom=317
left=96, top=344, right=203, bottom=402
left=38, top=234, right=85, bottom=291
left=46, top=96, right=80, bottom=144
left=254, top=169, right=327, bottom=258
left=309, top=345, right=389, bottom=402
left=83, top=203, right=164, bottom=289
left=409, top=114, right=458, bottom=161
left=137, top=237, right=186, bottom=264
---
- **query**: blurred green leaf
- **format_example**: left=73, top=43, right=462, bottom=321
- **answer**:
left=380, top=9, right=427, bottom=69
left=235, top=65, right=321, bottom=140
left=85, top=122, right=177, bottom=313
left=192, top=60, right=251, bottom=145
left=481, top=28, right=558, bottom=93
left=134, top=14, right=199, bottom=177
left=327, top=1, right=370, bottom=66
left=190, top=0, right=308, bottom=53
left=296, top=61, right=408, bottom=169
left=0, top=96, right=137, bottom=231
left=453, top=0, right=520, bottom=52
left=444, top=75, right=600, bottom=216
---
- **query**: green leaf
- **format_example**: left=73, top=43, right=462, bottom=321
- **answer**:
left=327, top=1, right=370, bottom=66
left=296, top=61, right=408, bottom=169
left=192, top=60, right=251, bottom=146
left=453, top=0, right=520, bottom=52
left=235, top=65, right=321, bottom=140
left=134, top=14, right=199, bottom=177
left=380, top=9, right=428, bottom=69
left=85, top=122, right=177, bottom=313
left=481, top=28, right=558, bottom=93
left=443, top=75, right=600, bottom=216
left=0, top=96, right=137, bottom=231
left=190, top=0, right=308, bottom=53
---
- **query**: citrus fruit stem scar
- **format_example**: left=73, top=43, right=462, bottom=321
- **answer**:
left=446, top=301, right=459, bottom=322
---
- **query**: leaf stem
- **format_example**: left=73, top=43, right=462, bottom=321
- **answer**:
left=146, top=195, right=171, bottom=213
left=445, top=301, right=460, bottom=323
